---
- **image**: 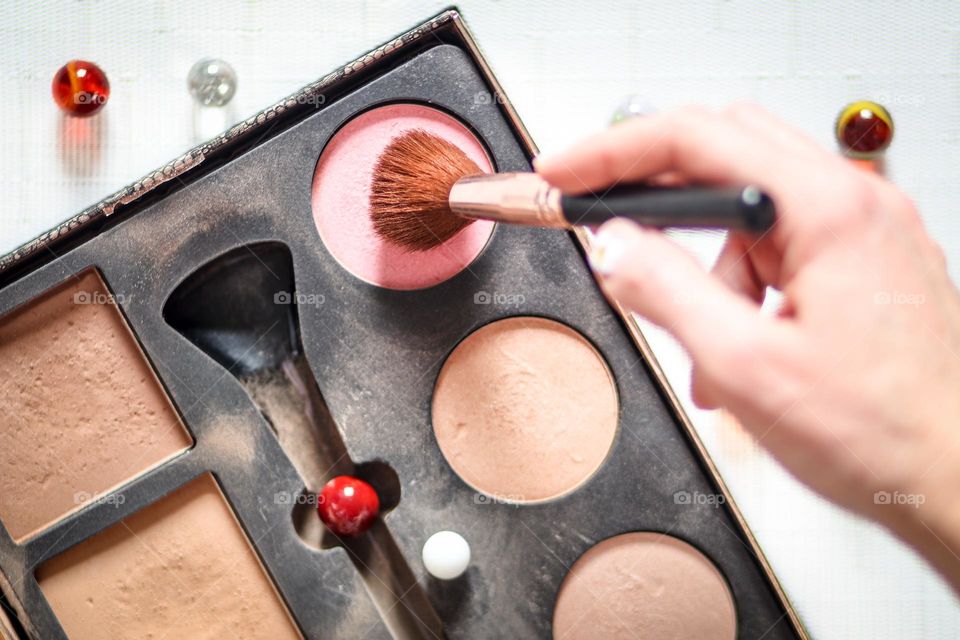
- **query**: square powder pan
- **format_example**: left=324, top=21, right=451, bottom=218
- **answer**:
left=0, top=9, right=807, bottom=640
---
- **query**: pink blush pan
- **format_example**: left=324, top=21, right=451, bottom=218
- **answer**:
left=311, top=103, right=495, bottom=290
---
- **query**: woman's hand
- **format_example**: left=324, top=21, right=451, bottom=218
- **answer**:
left=536, top=104, right=960, bottom=590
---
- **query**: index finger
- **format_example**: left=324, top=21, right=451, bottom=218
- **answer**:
left=534, top=107, right=807, bottom=196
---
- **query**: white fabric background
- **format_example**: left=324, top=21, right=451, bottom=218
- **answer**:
left=2, top=1, right=959, bottom=637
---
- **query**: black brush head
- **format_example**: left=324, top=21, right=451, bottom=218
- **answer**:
left=370, top=129, right=483, bottom=252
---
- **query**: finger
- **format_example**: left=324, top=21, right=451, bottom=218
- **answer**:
left=711, top=231, right=767, bottom=305
left=695, top=231, right=768, bottom=411
left=534, top=106, right=802, bottom=195
left=590, top=219, right=776, bottom=398
left=723, top=103, right=825, bottom=160
left=646, top=170, right=689, bottom=187
left=691, top=367, right=721, bottom=409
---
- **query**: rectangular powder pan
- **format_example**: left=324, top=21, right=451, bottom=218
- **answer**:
left=0, top=272, right=386, bottom=637
left=0, top=269, right=193, bottom=544
left=35, top=473, right=303, bottom=640
left=0, top=10, right=807, bottom=639
left=0, top=279, right=383, bottom=633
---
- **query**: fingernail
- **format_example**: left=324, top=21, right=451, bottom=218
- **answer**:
left=589, top=227, right=628, bottom=277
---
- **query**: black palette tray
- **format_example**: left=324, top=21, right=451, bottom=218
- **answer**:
left=0, top=11, right=804, bottom=640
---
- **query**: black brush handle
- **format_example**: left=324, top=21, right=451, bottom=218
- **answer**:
left=560, top=185, right=775, bottom=232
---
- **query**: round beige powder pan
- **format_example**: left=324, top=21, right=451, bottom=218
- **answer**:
left=553, top=532, right=737, bottom=639
left=431, top=316, right=619, bottom=503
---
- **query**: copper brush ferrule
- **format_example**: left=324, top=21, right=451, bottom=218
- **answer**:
left=448, top=173, right=776, bottom=233
left=448, top=173, right=568, bottom=228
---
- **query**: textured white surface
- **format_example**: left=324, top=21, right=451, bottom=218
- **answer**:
left=2, top=1, right=959, bottom=637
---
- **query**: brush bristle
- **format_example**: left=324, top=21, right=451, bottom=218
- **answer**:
left=370, top=129, right=483, bottom=252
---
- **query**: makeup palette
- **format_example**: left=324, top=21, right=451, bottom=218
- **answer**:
left=0, top=10, right=807, bottom=639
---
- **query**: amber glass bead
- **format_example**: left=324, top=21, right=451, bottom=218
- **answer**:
left=835, top=101, right=893, bottom=159
left=52, top=60, right=110, bottom=117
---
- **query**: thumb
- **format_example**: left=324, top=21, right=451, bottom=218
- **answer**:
left=589, top=219, right=775, bottom=394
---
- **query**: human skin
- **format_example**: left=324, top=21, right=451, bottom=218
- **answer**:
left=535, top=104, right=960, bottom=592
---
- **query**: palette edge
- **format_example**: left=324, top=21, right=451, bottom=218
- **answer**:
left=0, top=8, right=809, bottom=640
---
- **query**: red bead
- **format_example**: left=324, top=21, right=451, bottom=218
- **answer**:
left=52, top=60, right=110, bottom=117
left=317, top=476, right=380, bottom=537
left=835, top=101, right=893, bottom=159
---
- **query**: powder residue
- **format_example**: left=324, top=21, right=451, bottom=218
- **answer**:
left=431, top=317, right=618, bottom=502
left=552, top=532, right=737, bottom=639
left=36, top=473, right=301, bottom=639
left=0, top=270, right=192, bottom=542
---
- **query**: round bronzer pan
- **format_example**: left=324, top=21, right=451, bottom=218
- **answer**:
left=432, top=316, right=619, bottom=503
left=311, top=103, right=495, bottom=290
left=553, top=532, right=737, bottom=640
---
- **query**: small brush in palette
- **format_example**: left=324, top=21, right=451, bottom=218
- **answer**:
left=0, top=10, right=807, bottom=639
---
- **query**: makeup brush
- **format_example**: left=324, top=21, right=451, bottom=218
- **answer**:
left=370, top=129, right=776, bottom=252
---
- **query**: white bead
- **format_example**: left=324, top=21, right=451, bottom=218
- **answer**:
left=422, top=530, right=471, bottom=580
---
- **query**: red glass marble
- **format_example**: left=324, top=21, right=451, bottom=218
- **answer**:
left=52, top=60, right=110, bottom=117
left=317, top=475, right=380, bottom=537
left=835, top=101, right=893, bottom=159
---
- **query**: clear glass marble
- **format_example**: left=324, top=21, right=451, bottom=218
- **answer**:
left=610, top=94, right=657, bottom=124
left=187, top=58, right=237, bottom=107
